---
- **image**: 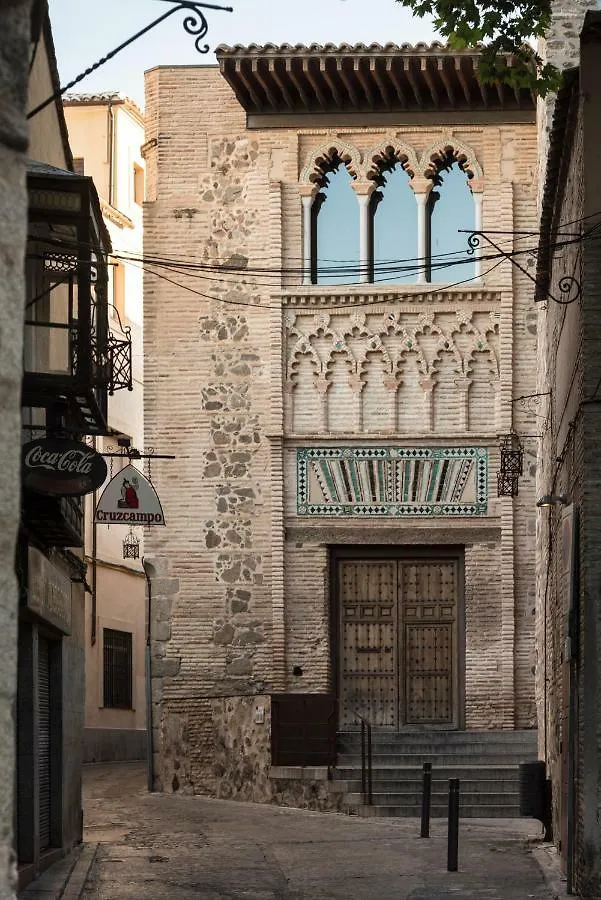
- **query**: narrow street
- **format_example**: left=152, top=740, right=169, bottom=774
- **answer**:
left=81, top=762, right=558, bottom=899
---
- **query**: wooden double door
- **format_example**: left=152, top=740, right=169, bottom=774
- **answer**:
left=337, top=555, right=460, bottom=729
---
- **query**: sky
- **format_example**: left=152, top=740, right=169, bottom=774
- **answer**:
left=48, top=0, right=438, bottom=108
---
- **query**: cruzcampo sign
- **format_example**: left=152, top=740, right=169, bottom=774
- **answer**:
left=21, top=437, right=108, bottom=496
left=94, top=464, right=165, bottom=526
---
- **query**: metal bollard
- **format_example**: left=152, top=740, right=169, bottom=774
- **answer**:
left=420, top=762, right=432, bottom=838
left=367, top=722, right=373, bottom=805
left=447, top=778, right=460, bottom=871
left=360, top=720, right=366, bottom=799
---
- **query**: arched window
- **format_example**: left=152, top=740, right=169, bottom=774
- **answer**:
left=427, top=155, right=475, bottom=284
left=369, top=152, right=417, bottom=284
left=311, top=154, right=359, bottom=285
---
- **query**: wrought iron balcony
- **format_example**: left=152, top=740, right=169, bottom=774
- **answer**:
left=23, top=162, right=131, bottom=433
left=21, top=489, right=84, bottom=548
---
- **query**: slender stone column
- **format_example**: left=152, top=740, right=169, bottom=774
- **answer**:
left=351, top=183, right=374, bottom=284
left=454, top=376, right=472, bottom=431
left=301, top=194, right=313, bottom=285
left=419, top=376, right=436, bottom=431
left=415, top=194, right=428, bottom=284
left=357, top=194, right=370, bottom=284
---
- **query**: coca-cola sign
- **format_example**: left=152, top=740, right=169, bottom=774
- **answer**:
left=21, top=438, right=108, bottom=496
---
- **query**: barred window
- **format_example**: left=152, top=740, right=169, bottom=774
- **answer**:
left=103, top=628, right=132, bottom=709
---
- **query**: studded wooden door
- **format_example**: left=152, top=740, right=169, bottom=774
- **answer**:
left=338, top=557, right=458, bottom=728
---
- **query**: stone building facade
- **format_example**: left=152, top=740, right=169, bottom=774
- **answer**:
left=0, top=1, right=32, bottom=896
left=64, top=94, right=147, bottom=764
left=143, top=44, right=540, bottom=802
left=536, top=11, right=601, bottom=897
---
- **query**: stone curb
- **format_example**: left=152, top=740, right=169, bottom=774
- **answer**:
left=19, top=843, right=98, bottom=900
left=531, top=842, right=579, bottom=899
left=60, top=844, right=98, bottom=899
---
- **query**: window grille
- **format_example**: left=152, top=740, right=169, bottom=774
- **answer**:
left=103, top=628, right=132, bottom=708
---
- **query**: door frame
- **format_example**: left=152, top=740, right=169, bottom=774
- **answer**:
left=329, top=544, right=466, bottom=731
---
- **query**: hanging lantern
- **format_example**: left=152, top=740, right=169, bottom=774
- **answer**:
left=497, top=471, right=520, bottom=497
left=122, top=528, right=140, bottom=559
left=497, top=432, right=524, bottom=497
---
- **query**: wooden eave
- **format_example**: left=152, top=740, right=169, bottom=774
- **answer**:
left=216, top=43, right=535, bottom=114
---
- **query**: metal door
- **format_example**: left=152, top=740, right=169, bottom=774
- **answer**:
left=38, top=637, right=51, bottom=851
left=338, top=557, right=458, bottom=728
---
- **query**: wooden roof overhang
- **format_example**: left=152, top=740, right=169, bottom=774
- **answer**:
left=216, top=42, right=536, bottom=121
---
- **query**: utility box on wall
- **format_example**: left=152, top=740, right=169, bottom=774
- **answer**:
left=271, top=694, right=336, bottom=767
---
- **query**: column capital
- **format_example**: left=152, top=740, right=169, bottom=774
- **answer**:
left=411, top=176, right=434, bottom=195
left=351, top=180, right=376, bottom=199
left=299, top=184, right=317, bottom=200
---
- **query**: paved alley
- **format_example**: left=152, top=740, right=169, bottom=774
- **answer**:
left=79, top=762, right=560, bottom=900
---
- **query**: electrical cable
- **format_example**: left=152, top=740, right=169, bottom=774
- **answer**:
left=25, top=229, right=581, bottom=279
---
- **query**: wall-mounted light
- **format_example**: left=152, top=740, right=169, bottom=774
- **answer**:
left=497, top=432, right=524, bottom=497
left=536, top=494, right=568, bottom=508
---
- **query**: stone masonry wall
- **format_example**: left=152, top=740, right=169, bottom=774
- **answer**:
left=144, top=63, right=539, bottom=802
left=0, top=3, right=31, bottom=895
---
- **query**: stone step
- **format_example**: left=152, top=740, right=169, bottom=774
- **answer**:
left=343, top=789, right=521, bottom=806
left=338, top=736, right=537, bottom=750
left=337, top=753, right=536, bottom=766
left=335, top=763, right=519, bottom=777
left=338, top=730, right=537, bottom=745
left=349, top=803, right=523, bottom=818
left=335, top=777, right=519, bottom=793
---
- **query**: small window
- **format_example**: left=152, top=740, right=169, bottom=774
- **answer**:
left=103, top=628, right=132, bottom=709
left=133, top=163, right=144, bottom=206
left=73, top=157, right=85, bottom=176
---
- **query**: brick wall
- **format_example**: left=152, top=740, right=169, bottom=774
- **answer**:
left=144, top=62, right=539, bottom=799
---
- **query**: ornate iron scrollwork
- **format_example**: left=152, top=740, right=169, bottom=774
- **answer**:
left=513, top=391, right=551, bottom=434
left=27, top=1, right=233, bottom=120
left=465, top=230, right=582, bottom=307
left=85, top=303, right=133, bottom=394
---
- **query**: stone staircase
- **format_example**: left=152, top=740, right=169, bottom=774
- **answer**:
left=333, top=730, right=538, bottom=818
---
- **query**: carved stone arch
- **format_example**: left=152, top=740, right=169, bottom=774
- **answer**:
left=432, top=334, right=465, bottom=377
left=299, top=138, right=363, bottom=190
left=419, top=136, right=483, bottom=187
left=394, top=331, right=429, bottom=379
left=287, top=335, right=323, bottom=383
left=466, top=343, right=500, bottom=380
left=358, top=333, right=395, bottom=381
left=365, top=137, right=420, bottom=183
left=325, top=344, right=358, bottom=383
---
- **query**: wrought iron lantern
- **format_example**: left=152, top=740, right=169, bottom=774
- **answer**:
left=497, top=432, right=524, bottom=497
left=122, top=528, right=140, bottom=560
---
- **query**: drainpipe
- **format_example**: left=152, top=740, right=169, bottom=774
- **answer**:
left=91, top=438, right=98, bottom=646
left=141, top=558, right=154, bottom=792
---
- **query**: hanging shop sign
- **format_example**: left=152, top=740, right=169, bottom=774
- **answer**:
left=27, top=546, right=72, bottom=634
left=21, top=437, right=108, bottom=496
left=94, top=464, right=165, bottom=526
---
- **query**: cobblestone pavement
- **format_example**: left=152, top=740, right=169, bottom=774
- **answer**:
left=81, top=762, right=560, bottom=900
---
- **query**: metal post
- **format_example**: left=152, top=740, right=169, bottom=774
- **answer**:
left=367, top=723, right=373, bottom=805
left=447, top=778, right=460, bottom=871
left=361, top=720, right=366, bottom=800
left=421, top=762, right=432, bottom=838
